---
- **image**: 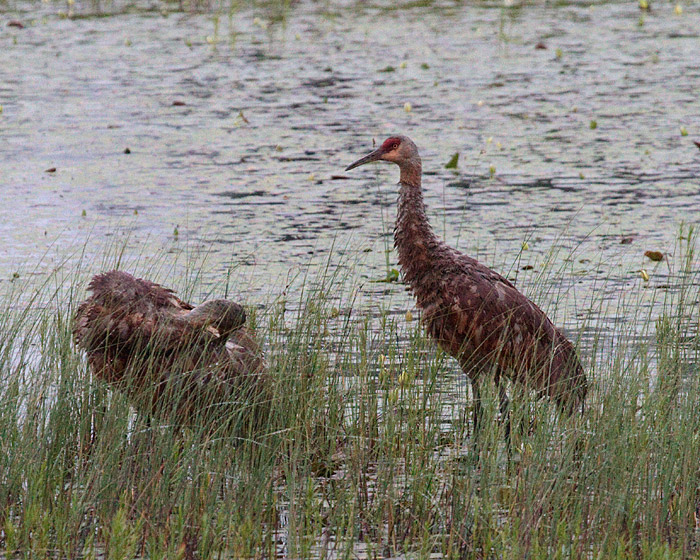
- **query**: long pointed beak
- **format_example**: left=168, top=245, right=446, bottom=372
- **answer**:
left=345, top=147, right=384, bottom=171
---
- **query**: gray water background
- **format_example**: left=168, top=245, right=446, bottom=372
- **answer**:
left=2, top=0, right=700, bottom=351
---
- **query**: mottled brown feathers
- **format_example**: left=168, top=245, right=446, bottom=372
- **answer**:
left=73, top=270, right=266, bottom=426
left=361, top=135, right=588, bottom=415
left=393, top=161, right=586, bottom=414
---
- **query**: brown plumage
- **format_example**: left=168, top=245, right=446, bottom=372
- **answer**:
left=346, top=135, right=587, bottom=437
left=73, top=270, right=266, bottom=427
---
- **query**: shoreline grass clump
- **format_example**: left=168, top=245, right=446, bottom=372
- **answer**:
left=1, top=234, right=700, bottom=559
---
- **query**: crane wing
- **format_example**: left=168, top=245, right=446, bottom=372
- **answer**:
left=73, top=271, right=215, bottom=354
left=422, top=254, right=576, bottom=393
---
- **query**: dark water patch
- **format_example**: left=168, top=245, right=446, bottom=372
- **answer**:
left=276, top=233, right=310, bottom=243
left=275, top=155, right=321, bottom=162
left=446, top=180, right=472, bottom=190
left=214, top=190, right=269, bottom=200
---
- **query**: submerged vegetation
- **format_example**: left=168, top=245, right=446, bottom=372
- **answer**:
left=1, top=233, right=699, bottom=559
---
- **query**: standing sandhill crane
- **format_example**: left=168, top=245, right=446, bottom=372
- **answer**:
left=73, top=270, right=266, bottom=428
left=346, top=135, right=587, bottom=441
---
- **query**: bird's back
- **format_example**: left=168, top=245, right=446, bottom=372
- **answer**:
left=73, top=271, right=198, bottom=357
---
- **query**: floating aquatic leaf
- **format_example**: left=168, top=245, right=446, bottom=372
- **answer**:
left=590, top=120, right=597, bottom=130
left=555, top=48, right=563, bottom=59
left=172, top=100, right=186, bottom=106
left=400, top=61, right=407, bottom=69
left=535, top=42, right=547, bottom=49
left=405, top=310, right=414, bottom=322
left=445, top=153, right=459, bottom=169
left=674, top=4, right=682, bottom=14
left=640, top=269, right=650, bottom=282
left=45, top=167, right=56, bottom=173
left=521, top=265, right=534, bottom=270
left=579, top=172, right=585, bottom=179
left=378, top=66, right=395, bottom=73
left=81, top=209, right=86, bottom=217
left=644, top=250, right=664, bottom=262
left=173, top=226, right=179, bottom=237
left=373, top=269, right=401, bottom=283
left=638, top=0, right=649, bottom=9
left=489, top=165, right=496, bottom=178
left=420, top=63, right=430, bottom=69
left=620, top=236, right=635, bottom=245
left=403, top=102, right=412, bottom=112
left=680, top=126, right=688, bottom=136
left=521, top=241, right=529, bottom=251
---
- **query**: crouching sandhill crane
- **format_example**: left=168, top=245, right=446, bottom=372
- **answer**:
left=73, top=270, right=266, bottom=428
left=346, top=135, right=587, bottom=441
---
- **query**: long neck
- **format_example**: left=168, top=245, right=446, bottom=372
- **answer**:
left=394, top=160, right=442, bottom=291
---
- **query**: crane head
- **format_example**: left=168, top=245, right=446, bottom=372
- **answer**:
left=345, top=135, right=417, bottom=171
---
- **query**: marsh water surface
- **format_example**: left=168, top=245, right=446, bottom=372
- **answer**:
left=2, top=0, right=700, bottom=352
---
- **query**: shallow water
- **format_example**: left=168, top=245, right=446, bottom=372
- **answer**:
left=2, top=0, right=700, bottom=351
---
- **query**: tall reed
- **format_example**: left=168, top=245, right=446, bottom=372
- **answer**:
left=1, top=232, right=698, bottom=559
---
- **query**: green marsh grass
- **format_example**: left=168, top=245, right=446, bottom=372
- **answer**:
left=1, top=235, right=699, bottom=559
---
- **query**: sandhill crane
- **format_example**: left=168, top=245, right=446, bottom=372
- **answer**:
left=346, top=135, right=587, bottom=442
left=73, top=270, right=265, bottom=427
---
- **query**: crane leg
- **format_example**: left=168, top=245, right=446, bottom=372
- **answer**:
left=470, top=379, right=483, bottom=446
left=497, top=377, right=511, bottom=452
